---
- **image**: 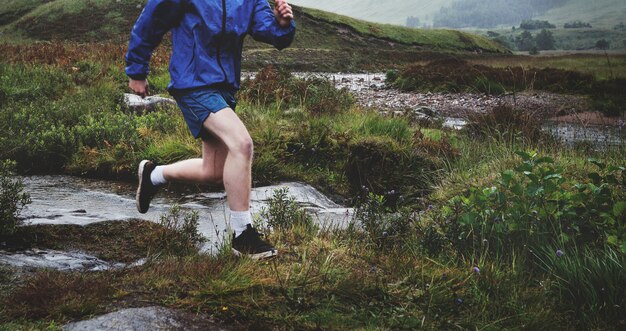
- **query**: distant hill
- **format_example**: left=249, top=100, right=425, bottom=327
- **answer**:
left=537, top=0, right=626, bottom=29
left=434, top=0, right=625, bottom=29
left=0, top=0, right=509, bottom=71
left=0, top=0, right=506, bottom=52
left=289, top=0, right=455, bottom=26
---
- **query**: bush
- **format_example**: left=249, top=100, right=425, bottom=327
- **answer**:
left=150, top=205, right=205, bottom=257
left=353, top=192, right=413, bottom=245
left=259, top=187, right=313, bottom=232
left=464, top=105, right=546, bottom=143
left=0, top=160, right=31, bottom=237
left=240, top=66, right=354, bottom=115
left=434, top=152, right=626, bottom=258
left=346, top=136, right=435, bottom=203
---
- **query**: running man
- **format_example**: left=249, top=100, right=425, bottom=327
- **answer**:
left=125, top=0, right=296, bottom=259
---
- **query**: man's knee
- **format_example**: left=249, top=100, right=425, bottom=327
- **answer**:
left=231, top=135, right=254, bottom=160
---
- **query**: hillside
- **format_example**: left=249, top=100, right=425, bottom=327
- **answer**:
left=0, top=0, right=505, bottom=50
left=289, top=0, right=455, bottom=26
left=537, top=0, right=626, bottom=29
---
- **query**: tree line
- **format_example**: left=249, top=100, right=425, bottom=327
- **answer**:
left=433, top=0, right=569, bottom=28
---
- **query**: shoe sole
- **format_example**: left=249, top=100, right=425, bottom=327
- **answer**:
left=232, top=248, right=278, bottom=260
left=136, top=160, right=150, bottom=214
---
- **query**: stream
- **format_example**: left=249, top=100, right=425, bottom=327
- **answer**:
left=0, top=176, right=352, bottom=269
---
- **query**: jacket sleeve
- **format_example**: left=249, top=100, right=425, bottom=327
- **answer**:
left=249, top=0, right=296, bottom=50
left=125, top=0, right=186, bottom=80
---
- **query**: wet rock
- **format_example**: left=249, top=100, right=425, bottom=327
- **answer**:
left=124, top=94, right=176, bottom=111
left=0, top=249, right=126, bottom=271
left=19, top=177, right=353, bottom=254
left=414, top=106, right=439, bottom=117
left=63, top=306, right=230, bottom=331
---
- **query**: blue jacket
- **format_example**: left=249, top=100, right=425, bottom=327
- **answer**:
left=125, top=0, right=296, bottom=91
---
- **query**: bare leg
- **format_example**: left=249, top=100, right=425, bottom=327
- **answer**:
left=201, top=108, right=253, bottom=212
left=161, top=134, right=228, bottom=184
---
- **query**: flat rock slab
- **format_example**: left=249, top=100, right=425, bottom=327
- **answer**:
left=20, top=176, right=353, bottom=254
left=0, top=249, right=145, bottom=272
left=63, top=306, right=231, bottom=331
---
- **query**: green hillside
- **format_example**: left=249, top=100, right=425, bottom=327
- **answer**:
left=289, top=0, right=455, bottom=26
left=0, top=0, right=506, bottom=52
left=538, top=0, right=626, bottom=29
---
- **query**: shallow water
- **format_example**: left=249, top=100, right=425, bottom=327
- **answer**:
left=18, top=176, right=353, bottom=255
left=543, top=122, right=625, bottom=148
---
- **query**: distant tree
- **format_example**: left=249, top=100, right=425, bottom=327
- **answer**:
left=536, top=29, right=555, bottom=50
left=515, top=30, right=535, bottom=51
left=432, top=0, right=568, bottom=28
left=406, top=16, right=420, bottom=28
left=614, top=22, right=625, bottom=31
left=595, top=39, right=610, bottom=50
left=564, top=21, right=592, bottom=29
left=520, top=20, right=556, bottom=30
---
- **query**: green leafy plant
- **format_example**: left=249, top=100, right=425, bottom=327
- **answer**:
left=354, top=192, right=413, bottom=245
left=259, top=187, right=313, bottom=232
left=435, top=151, right=626, bottom=258
left=0, top=160, right=31, bottom=237
left=150, top=205, right=205, bottom=257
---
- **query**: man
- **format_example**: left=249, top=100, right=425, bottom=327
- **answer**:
left=125, top=0, right=295, bottom=259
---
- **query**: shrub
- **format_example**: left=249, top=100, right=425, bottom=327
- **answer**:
left=353, top=192, right=413, bottom=245
left=346, top=136, right=435, bottom=203
left=0, top=63, right=72, bottom=106
left=0, top=160, right=31, bottom=237
left=464, top=105, right=546, bottom=143
left=302, top=77, right=353, bottom=115
left=385, top=69, right=399, bottom=84
left=434, top=152, right=626, bottom=258
left=259, top=187, right=313, bottom=232
left=150, top=205, right=205, bottom=257
left=240, top=66, right=354, bottom=114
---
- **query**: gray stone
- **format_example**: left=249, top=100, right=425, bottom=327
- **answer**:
left=124, top=94, right=177, bottom=110
left=19, top=177, right=353, bottom=255
left=0, top=249, right=143, bottom=272
left=63, top=306, right=230, bottom=331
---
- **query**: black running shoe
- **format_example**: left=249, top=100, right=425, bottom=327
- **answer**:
left=232, top=225, right=278, bottom=260
left=136, top=160, right=158, bottom=214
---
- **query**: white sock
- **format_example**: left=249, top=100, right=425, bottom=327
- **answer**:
left=150, top=166, right=167, bottom=186
left=230, top=210, right=252, bottom=237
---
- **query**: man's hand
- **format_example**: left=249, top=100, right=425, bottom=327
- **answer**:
left=129, top=78, right=149, bottom=98
left=273, top=0, right=293, bottom=28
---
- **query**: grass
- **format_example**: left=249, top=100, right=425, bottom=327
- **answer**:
left=2, top=221, right=167, bottom=262
left=1, top=120, right=625, bottom=329
left=297, top=6, right=509, bottom=53
left=470, top=53, right=626, bottom=80
left=0, top=14, right=625, bottom=329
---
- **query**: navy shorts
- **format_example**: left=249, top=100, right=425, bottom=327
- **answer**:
left=170, top=87, right=237, bottom=140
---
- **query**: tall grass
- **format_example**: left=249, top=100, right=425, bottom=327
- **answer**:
left=535, top=246, right=626, bottom=328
